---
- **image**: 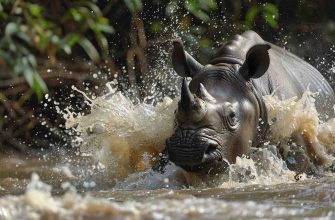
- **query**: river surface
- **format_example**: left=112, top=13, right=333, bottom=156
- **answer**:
left=1, top=87, right=335, bottom=219
left=0, top=154, right=335, bottom=219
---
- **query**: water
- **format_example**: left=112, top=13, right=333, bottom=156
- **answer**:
left=0, top=156, right=335, bottom=219
left=1, top=86, right=335, bottom=219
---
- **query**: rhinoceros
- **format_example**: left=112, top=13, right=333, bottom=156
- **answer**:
left=155, top=31, right=335, bottom=175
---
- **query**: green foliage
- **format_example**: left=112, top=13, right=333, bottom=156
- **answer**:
left=62, top=1, right=115, bottom=60
left=0, top=0, right=114, bottom=100
left=0, top=0, right=281, bottom=100
left=150, top=20, right=163, bottom=33
left=124, top=0, right=143, bottom=13
left=184, top=0, right=218, bottom=22
left=0, top=15, right=47, bottom=100
left=166, top=0, right=218, bottom=22
left=245, top=3, right=279, bottom=29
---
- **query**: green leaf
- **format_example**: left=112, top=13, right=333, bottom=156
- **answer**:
left=262, top=12, right=278, bottom=29
left=245, top=5, right=260, bottom=29
left=16, top=30, right=33, bottom=46
left=70, top=8, right=82, bottom=21
left=28, top=4, right=41, bottom=17
left=23, top=65, right=34, bottom=86
left=32, top=72, right=48, bottom=101
left=199, top=0, right=218, bottom=11
left=27, top=54, right=37, bottom=68
left=82, top=1, right=103, bottom=17
left=95, top=23, right=115, bottom=34
left=199, top=38, right=211, bottom=47
left=124, top=0, right=143, bottom=13
left=38, top=33, right=49, bottom=49
left=132, top=0, right=143, bottom=12
left=184, top=0, right=197, bottom=12
left=192, top=10, right=210, bottom=22
left=94, top=31, right=109, bottom=55
left=98, top=17, right=109, bottom=24
left=263, top=3, right=279, bottom=18
left=5, top=22, right=18, bottom=36
left=245, top=5, right=260, bottom=23
left=66, top=34, right=81, bottom=47
left=262, top=3, right=279, bottom=29
left=62, top=44, right=72, bottom=55
left=206, top=0, right=218, bottom=10
left=18, top=54, right=47, bottom=100
left=37, top=18, right=48, bottom=29
left=184, top=0, right=210, bottom=22
left=150, top=20, right=162, bottom=33
left=78, top=37, right=100, bottom=62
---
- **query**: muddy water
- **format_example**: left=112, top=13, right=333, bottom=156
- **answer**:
left=1, top=88, right=335, bottom=219
left=0, top=154, right=335, bottom=219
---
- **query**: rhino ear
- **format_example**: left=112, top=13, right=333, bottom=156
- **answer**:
left=172, top=39, right=203, bottom=78
left=239, top=44, right=271, bottom=80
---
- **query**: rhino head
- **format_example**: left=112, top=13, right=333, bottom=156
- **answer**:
left=165, top=40, right=271, bottom=174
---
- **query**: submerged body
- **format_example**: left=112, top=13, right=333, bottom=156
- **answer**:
left=162, top=31, right=335, bottom=174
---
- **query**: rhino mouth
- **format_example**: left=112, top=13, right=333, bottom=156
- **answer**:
left=166, top=129, right=228, bottom=173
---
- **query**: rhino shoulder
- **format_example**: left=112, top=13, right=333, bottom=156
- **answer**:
left=211, top=31, right=266, bottom=65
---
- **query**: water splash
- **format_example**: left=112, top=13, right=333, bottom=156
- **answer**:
left=264, top=91, right=335, bottom=169
left=65, top=85, right=335, bottom=188
left=1, top=173, right=334, bottom=220
left=65, top=84, right=178, bottom=180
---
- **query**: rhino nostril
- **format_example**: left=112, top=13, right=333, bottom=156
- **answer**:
left=205, top=143, right=218, bottom=155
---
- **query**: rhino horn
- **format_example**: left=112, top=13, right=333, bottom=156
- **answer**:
left=197, top=83, right=216, bottom=102
left=178, top=79, right=207, bottom=123
left=180, top=78, right=194, bottom=108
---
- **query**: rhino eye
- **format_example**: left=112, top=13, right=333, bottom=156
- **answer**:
left=229, top=112, right=236, bottom=119
left=221, top=103, right=239, bottom=131
left=226, top=110, right=239, bottom=130
left=228, top=112, right=237, bottom=125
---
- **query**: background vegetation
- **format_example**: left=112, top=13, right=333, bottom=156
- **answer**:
left=0, top=0, right=335, bottom=152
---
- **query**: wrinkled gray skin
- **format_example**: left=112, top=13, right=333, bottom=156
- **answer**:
left=156, top=31, right=335, bottom=175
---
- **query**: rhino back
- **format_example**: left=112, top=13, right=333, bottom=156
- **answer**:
left=212, top=31, right=335, bottom=119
